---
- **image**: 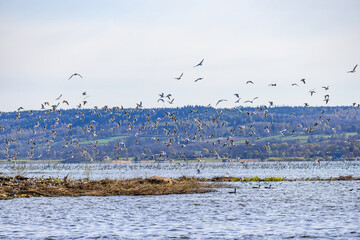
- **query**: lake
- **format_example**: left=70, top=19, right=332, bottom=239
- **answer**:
left=0, top=161, right=359, bottom=239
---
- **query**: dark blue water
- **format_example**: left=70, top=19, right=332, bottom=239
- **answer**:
left=0, top=162, right=359, bottom=239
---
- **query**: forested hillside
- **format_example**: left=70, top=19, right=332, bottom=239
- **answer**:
left=1, top=105, right=359, bottom=162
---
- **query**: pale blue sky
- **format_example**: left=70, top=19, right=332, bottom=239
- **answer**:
left=0, top=0, right=359, bottom=111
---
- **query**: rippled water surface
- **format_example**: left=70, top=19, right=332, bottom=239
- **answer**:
left=1, top=162, right=359, bottom=239
left=1, top=161, right=360, bottom=180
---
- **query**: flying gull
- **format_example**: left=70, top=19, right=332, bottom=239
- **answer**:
left=68, top=73, right=83, bottom=80
left=194, top=59, right=204, bottom=68
left=347, top=64, right=357, bottom=73
left=175, top=73, right=183, bottom=80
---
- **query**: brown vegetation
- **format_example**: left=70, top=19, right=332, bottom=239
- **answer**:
left=0, top=175, right=219, bottom=200
left=1, top=175, right=359, bottom=200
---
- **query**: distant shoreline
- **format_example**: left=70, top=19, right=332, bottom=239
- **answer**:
left=0, top=158, right=359, bottom=164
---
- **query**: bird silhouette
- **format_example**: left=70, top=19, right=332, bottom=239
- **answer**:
left=216, top=99, right=227, bottom=106
left=68, top=73, right=83, bottom=80
left=309, top=89, right=316, bottom=96
left=175, top=73, right=183, bottom=80
left=228, top=188, right=237, bottom=193
left=347, top=64, right=357, bottom=73
left=194, top=59, right=204, bottom=67
left=56, top=94, right=62, bottom=100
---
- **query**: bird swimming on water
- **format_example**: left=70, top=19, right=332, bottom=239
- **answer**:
left=228, top=188, right=236, bottom=193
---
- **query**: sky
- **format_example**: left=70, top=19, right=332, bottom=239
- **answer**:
left=0, top=0, right=359, bottom=112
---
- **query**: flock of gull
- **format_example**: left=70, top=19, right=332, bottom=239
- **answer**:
left=171, top=61, right=357, bottom=108
left=0, top=60, right=359, bottom=162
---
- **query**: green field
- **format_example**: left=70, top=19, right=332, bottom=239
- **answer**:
left=265, top=157, right=305, bottom=161
left=0, top=159, right=63, bottom=164
left=64, top=132, right=360, bottom=147
left=79, top=135, right=127, bottom=145
left=242, top=132, right=358, bottom=144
